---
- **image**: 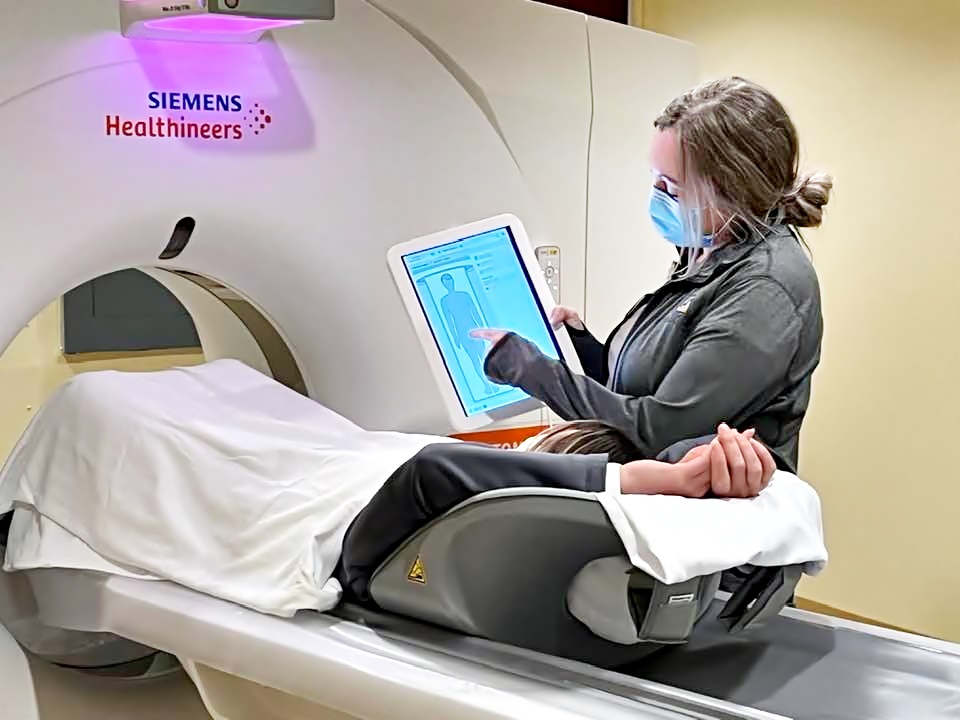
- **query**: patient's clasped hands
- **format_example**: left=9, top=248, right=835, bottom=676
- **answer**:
left=620, top=424, right=776, bottom=499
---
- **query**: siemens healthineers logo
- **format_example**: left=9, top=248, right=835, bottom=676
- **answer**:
left=105, top=92, right=273, bottom=142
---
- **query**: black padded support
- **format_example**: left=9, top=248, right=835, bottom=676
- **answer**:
left=0, top=511, right=11, bottom=548
left=367, top=492, right=716, bottom=668
left=718, top=565, right=803, bottom=634
left=630, top=574, right=704, bottom=644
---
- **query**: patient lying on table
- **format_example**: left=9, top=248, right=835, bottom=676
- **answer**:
left=0, top=360, right=824, bottom=622
left=337, top=419, right=778, bottom=602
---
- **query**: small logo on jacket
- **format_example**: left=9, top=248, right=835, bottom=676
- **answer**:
left=676, top=299, right=692, bottom=315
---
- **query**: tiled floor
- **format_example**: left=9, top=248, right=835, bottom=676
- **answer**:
left=29, top=658, right=212, bottom=720
left=27, top=657, right=360, bottom=720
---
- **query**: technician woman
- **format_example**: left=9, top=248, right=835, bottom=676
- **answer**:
left=474, top=77, right=832, bottom=475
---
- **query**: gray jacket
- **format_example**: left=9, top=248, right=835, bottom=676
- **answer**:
left=485, top=224, right=822, bottom=473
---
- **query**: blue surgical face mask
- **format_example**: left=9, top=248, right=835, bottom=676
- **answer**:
left=648, top=186, right=713, bottom=249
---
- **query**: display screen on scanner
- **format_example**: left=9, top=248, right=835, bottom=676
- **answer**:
left=401, top=227, right=562, bottom=416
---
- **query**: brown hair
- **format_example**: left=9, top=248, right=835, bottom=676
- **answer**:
left=654, top=77, right=833, bottom=235
left=521, top=420, right=642, bottom=464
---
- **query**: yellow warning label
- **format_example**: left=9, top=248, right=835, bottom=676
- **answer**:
left=407, top=555, right=426, bottom=584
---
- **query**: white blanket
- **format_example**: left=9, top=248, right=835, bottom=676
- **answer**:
left=0, top=360, right=453, bottom=616
left=596, top=471, right=828, bottom=585
left=0, top=359, right=826, bottom=621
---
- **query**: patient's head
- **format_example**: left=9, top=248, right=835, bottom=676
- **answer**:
left=518, top=421, right=642, bottom=464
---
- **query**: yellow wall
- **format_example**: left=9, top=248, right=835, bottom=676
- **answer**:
left=0, top=301, right=203, bottom=462
left=636, top=0, right=960, bottom=640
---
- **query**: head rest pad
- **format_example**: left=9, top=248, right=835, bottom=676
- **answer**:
left=566, top=555, right=640, bottom=645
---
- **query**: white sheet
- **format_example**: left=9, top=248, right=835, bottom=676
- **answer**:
left=595, top=471, right=828, bottom=585
left=0, top=359, right=826, bottom=621
left=0, top=360, right=454, bottom=616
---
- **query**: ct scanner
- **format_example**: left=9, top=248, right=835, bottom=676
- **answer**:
left=2, top=1, right=960, bottom=719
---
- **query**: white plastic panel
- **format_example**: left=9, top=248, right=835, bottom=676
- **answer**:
left=364, top=0, right=596, bottom=431
left=0, top=1, right=700, bottom=436
left=369, top=0, right=593, bottom=313
left=0, top=623, right=39, bottom=720
left=361, top=2, right=697, bottom=429
left=583, top=21, right=698, bottom=337
left=0, top=0, right=548, bottom=435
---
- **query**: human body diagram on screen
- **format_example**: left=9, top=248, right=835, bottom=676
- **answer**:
left=439, top=271, right=497, bottom=395
left=419, top=266, right=498, bottom=400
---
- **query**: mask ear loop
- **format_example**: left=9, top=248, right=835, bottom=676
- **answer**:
left=681, top=186, right=707, bottom=277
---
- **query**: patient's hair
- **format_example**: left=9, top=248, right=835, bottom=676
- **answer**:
left=521, top=421, right=643, bottom=464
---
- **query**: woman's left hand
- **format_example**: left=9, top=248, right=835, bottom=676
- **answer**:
left=469, top=328, right=509, bottom=348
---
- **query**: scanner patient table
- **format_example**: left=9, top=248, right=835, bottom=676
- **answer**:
left=8, top=486, right=960, bottom=720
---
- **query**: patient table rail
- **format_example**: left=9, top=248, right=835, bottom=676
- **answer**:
left=636, top=599, right=960, bottom=719
left=27, top=569, right=759, bottom=720
left=19, top=566, right=960, bottom=719
left=336, top=603, right=786, bottom=720
left=339, top=599, right=960, bottom=720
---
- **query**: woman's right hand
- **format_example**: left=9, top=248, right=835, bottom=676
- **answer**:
left=708, top=424, right=777, bottom=498
left=549, top=305, right=585, bottom=331
left=619, top=426, right=776, bottom=499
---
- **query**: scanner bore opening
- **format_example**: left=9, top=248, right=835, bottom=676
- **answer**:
left=163, top=269, right=307, bottom=396
left=0, top=268, right=306, bottom=678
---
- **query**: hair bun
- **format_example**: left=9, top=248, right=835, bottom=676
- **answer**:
left=781, top=172, right=833, bottom=228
